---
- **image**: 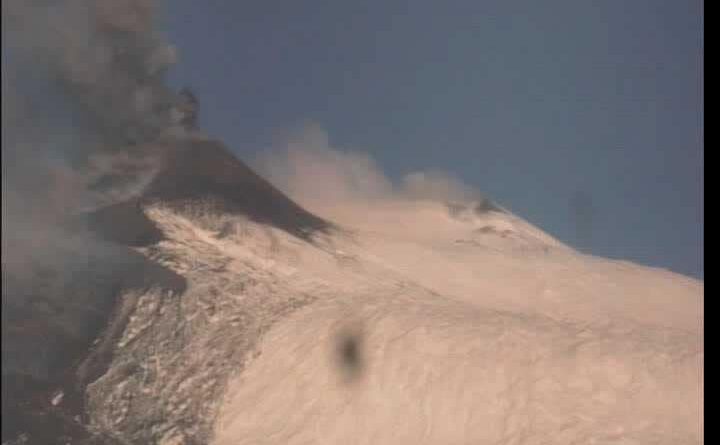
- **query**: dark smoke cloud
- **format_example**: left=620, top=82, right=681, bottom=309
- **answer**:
left=2, top=0, right=184, bottom=234
left=1, top=0, right=184, bottom=385
left=3, top=0, right=178, bottom=146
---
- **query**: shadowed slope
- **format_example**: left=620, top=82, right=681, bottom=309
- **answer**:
left=84, top=137, right=332, bottom=247
left=143, top=138, right=332, bottom=239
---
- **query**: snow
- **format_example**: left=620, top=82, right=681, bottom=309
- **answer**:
left=211, top=199, right=703, bottom=445
left=86, top=201, right=702, bottom=444
left=50, top=390, right=64, bottom=407
left=214, top=294, right=699, bottom=445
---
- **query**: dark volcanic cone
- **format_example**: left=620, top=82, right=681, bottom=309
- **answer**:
left=86, top=137, right=332, bottom=245
left=143, top=137, right=331, bottom=237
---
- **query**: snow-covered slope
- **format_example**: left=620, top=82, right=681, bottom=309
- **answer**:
left=83, top=185, right=702, bottom=444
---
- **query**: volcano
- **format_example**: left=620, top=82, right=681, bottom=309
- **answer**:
left=2, top=134, right=703, bottom=445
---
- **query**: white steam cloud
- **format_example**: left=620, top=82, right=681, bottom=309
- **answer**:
left=255, top=122, right=488, bottom=211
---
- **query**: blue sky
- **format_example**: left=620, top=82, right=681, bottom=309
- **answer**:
left=162, top=0, right=703, bottom=278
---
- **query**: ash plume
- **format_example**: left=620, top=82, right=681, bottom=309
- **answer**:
left=2, top=0, right=184, bottom=260
left=3, top=0, right=178, bottom=146
left=2, top=0, right=186, bottom=221
left=1, top=0, right=188, bottom=426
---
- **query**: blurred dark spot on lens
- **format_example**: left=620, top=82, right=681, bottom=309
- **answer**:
left=570, top=190, right=594, bottom=251
left=335, top=324, right=365, bottom=383
left=341, top=336, right=359, bottom=368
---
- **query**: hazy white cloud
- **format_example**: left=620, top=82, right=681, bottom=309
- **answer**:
left=255, top=122, right=485, bottom=208
left=401, top=170, right=482, bottom=203
left=256, top=122, right=392, bottom=205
